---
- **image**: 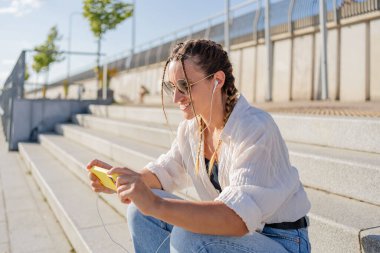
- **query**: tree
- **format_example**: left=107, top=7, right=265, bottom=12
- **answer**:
left=24, top=64, right=30, bottom=81
left=83, top=0, right=133, bottom=90
left=32, top=26, right=64, bottom=87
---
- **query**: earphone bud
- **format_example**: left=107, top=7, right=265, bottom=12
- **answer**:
left=212, top=80, right=218, bottom=94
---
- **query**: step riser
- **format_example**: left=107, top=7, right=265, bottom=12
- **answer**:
left=39, top=135, right=88, bottom=183
left=89, top=105, right=182, bottom=126
left=74, top=115, right=175, bottom=149
left=56, top=125, right=154, bottom=171
left=18, top=144, right=91, bottom=253
left=308, top=216, right=360, bottom=253
left=38, top=135, right=127, bottom=216
left=89, top=105, right=380, bottom=154
left=272, top=115, right=380, bottom=154
left=290, top=153, right=380, bottom=205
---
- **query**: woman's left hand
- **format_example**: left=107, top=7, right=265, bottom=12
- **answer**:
left=107, top=167, right=161, bottom=216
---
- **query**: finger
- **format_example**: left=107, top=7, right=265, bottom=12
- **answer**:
left=86, top=159, right=100, bottom=170
left=108, top=167, right=135, bottom=175
left=88, top=172, right=99, bottom=181
left=116, top=175, right=136, bottom=186
left=116, top=184, right=131, bottom=194
left=91, top=180, right=103, bottom=188
left=87, top=159, right=112, bottom=170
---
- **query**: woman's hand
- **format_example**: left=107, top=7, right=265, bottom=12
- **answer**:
left=86, top=159, right=115, bottom=194
left=108, top=167, right=162, bottom=216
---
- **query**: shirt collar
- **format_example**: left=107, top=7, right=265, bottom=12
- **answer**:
left=220, top=94, right=250, bottom=143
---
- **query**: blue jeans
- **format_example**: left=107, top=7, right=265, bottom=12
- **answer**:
left=126, top=189, right=311, bottom=253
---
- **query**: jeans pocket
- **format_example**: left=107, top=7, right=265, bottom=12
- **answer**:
left=261, top=227, right=301, bottom=253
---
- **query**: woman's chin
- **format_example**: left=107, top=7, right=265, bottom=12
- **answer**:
left=182, top=110, right=196, bottom=120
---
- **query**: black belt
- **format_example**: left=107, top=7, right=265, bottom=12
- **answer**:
left=265, top=216, right=308, bottom=230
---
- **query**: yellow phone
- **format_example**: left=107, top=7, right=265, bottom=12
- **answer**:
left=90, top=166, right=119, bottom=191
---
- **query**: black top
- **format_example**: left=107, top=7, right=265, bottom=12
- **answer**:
left=204, top=158, right=222, bottom=193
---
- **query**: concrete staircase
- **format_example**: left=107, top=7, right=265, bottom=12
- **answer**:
left=16, top=103, right=380, bottom=253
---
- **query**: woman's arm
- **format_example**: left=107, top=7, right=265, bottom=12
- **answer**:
left=140, top=168, right=163, bottom=190
left=109, top=166, right=249, bottom=237
left=153, top=198, right=249, bottom=236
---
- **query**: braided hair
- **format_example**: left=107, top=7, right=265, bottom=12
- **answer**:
left=160, top=39, right=239, bottom=176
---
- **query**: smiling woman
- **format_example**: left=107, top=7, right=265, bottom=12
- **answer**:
left=87, top=39, right=312, bottom=253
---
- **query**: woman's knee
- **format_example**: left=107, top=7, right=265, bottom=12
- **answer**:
left=170, top=226, right=201, bottom=252
left=126, top=202, right=142, bottom=226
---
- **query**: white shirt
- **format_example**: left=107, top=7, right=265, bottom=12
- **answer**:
left=145, top=95, right=311, bottom=233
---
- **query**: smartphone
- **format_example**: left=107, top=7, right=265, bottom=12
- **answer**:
left=90, top=166, right=118, bottom=191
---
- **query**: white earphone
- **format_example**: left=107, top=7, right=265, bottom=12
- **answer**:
left=212, top=80, right=218, bottom=94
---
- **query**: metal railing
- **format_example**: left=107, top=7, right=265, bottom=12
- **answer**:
left=15, top=0, right=380, bottom=93
left=100, top=0, right=379, bottom=72
left=0, top=51, right=26, bottom=149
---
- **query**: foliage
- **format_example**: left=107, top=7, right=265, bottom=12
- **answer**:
left=32, top=26, right=64, bottom=75
left=83, top=0, right=133, bottom=89
left=98, top=67, right=118, bottom=88
left=24, top=64, right=30, bottom=81
left=83, top=0, right=133, bottom=39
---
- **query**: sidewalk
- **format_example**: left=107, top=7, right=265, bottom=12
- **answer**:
left=0, top=128, right=73, bottom=253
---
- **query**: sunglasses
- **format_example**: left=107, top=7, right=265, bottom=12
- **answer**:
left=163, top=73, right=215, bottom=96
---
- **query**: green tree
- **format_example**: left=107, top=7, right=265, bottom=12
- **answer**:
left=32, top=26, right=64, bottom=87
left=24, top=64, right=30, bottom=81
left=83, top=0, right=133, bottom=89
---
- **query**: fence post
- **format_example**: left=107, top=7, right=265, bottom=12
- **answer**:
left=265, top=0, right=272, bottom=101
left=288, top=0, right=295, bottom=34
left=225, top=0, right=230, bottom=54
left=319, top=0, right=329, bottom=100
left=102, top=60, right=108, bottom=100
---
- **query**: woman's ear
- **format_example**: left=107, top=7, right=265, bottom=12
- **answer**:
left=214, top=70, right=226, bottom=88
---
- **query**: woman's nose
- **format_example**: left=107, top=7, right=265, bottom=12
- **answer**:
left=173, top=88, right=186, bottom=103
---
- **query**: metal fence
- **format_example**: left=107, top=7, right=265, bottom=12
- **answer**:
left=0, top=51, right=26, bottom=149
left=50, top=0, right=379, bottom=89
left=5, top=0, right=380, bottom=94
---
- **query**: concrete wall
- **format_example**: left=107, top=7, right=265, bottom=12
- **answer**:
left=273, top=39, right=292, bottom=102
left=28, top=14, right=380, bottom=103
left=240, top=47, right=256, bottom=103
left=340, top=23, right=369, bottom=101
left=370, top=19, right=380, bottom=100
left=292, top=34, right=314, bottom=100
left=9, top=99, right=112, bottom=150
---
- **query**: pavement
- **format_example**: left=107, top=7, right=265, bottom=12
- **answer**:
left=0, top=126, right=73, bottom=253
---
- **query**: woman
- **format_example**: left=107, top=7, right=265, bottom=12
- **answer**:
left=87, top=39, right=311, bottom=253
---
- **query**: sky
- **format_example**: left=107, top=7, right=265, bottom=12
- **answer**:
left=0, top=0, right=262, bottom=87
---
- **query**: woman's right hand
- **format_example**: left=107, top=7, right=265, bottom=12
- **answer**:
left=86, top=159, right=115, bottom=194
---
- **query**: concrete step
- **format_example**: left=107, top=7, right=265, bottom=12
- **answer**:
left=44, top=126, right=380, bottom=252
left=55, top=123, right=167, bottom=171
left=0, top=149, right=73, bottom=253
left=88, top=104, right=380, bottom=154
left=288, top=142, right=380, bottom=206
left=53, top=120, right=380, bottom=251
left=52, top=125, right=199, bottom=201
left=89, top=104, right=182, bottom=126
left=271, top=114, right=380, bottom=154
left=73, top=114, right=176, bottom=149
left=71, top=114, right=380, bottom=205
left=18, top=143, right=134, bottom=253
left=306, top=187, right=380, bottom=253
left=38, top=133, right=127, bottom=216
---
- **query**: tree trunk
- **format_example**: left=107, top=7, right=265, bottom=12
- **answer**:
left=96, top=36, right=102, bottom=91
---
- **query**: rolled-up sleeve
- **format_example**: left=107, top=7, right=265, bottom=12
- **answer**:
left=145, top=121, right=189, bottom=193
left=215, top=117, right=300, bottom=233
